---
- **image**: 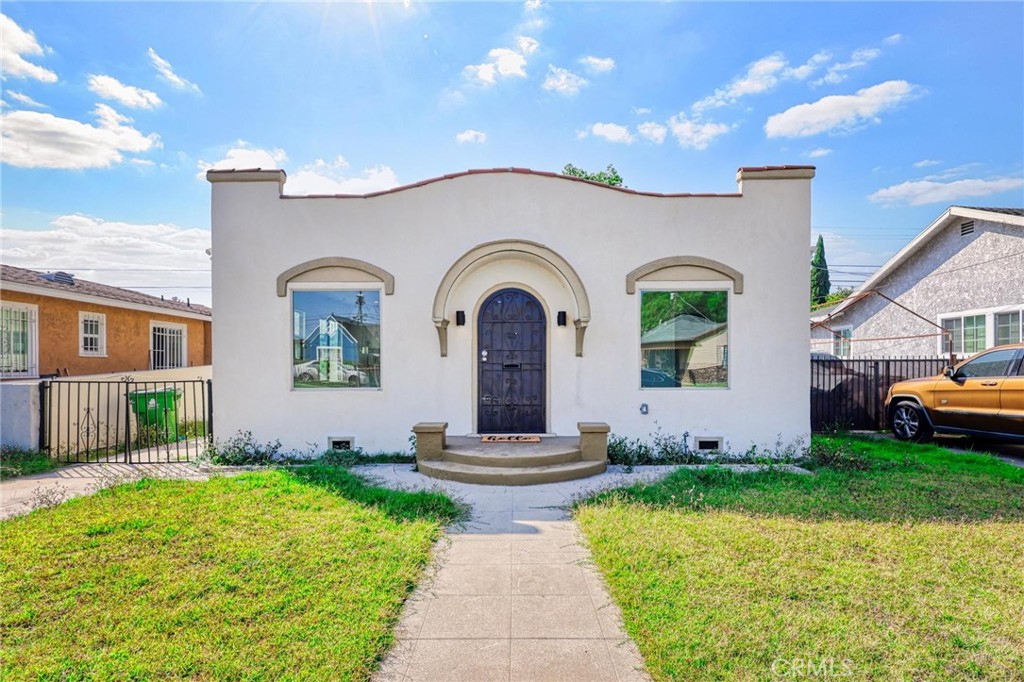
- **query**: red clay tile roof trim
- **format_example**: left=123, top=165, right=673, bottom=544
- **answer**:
left=275, top=167, right=745, bottom=199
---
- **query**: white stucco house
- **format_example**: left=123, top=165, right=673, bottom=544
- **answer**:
left=812, top=206, right=1024, bottom=359
left=208, top=165, right=814, bottom=481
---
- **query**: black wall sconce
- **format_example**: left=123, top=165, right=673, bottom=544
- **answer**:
left=455, top=310, right=466, bottom=326
left=557, top=311, right=567, bottom=326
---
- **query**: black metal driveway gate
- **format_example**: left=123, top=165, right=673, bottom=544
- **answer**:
left=39, top=377, right=212, bottom=463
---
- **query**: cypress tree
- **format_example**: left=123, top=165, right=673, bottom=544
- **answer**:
left=810, top=235, right=831, bottom=305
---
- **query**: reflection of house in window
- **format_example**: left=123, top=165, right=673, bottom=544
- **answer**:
left=292, top=290, right=382, bottom=388
left=641, top=313, right=728, bottom=387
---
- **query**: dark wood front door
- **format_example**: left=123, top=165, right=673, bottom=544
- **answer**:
left=478, top=288, right=546, bottom=433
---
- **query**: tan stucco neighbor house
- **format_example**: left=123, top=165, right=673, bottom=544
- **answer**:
left=208, top=165, right=814, bottom=483
left=1, top=264, right=212, bottom=380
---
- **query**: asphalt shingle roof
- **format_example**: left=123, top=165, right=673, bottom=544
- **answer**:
left=641, top=314, right=725, bottom=345
left=0, top=264, right=211, bottom=317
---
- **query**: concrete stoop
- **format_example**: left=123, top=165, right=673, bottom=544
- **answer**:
left=413, top=425, right=611, bottom=486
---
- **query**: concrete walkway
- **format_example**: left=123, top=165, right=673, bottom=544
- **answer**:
left=0, top=462, right=208, bottom=520
left=360, top=464, right=691, bottom=682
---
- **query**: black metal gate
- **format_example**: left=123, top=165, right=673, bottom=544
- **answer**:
left=40, top=377, right=212, bottom=463
left=478, top=288, right=546, bottom=433
left=811, top=356, right=954, bottom=431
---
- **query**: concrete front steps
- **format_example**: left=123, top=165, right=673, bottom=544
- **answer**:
left=413, top=423, right=611, bottom=486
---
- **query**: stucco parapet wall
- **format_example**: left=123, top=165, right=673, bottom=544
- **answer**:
left=209, top=166, right=812, bottom=199
left=206, top=168, right=286, bottom=190
left=736, top=166, right=816, bottom=182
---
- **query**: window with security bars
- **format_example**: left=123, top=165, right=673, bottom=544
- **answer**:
left=1, top=303, right=38, bottom=378
left=151, top=323, right=186, bottom=369
left=80, top=312, right=106, bottom=356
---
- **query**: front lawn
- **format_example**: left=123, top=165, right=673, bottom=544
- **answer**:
left=1, top=466, right=462, bottom=681
left=577, top=436, right=1024, bottom=681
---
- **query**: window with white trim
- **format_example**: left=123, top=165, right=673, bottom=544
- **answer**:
left=640, top=290, right=728, bottom=388
left=942, top=315, right=987, bottom=354
left=832, top=327, right=852, bottom=358
left=996, top=311, right=1022, bottom=346
left=150, top=322, right=187, bottom=369
left=1, top=302, right=38, bottom=378
left=79, top=312, right=107, bottom=356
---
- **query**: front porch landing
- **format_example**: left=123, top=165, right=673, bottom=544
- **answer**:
left=413, top=423, right=610, bottom=486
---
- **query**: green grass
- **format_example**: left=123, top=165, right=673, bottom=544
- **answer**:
left=1, top=466, right=463, bottom=681
left=0, top=446, right=62, bottom=480
left=576, top=436, right=1024, bottom=681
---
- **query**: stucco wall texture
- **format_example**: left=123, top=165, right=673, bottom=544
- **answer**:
left=210, top=168, right=814, bottom=454
left=812, top=219, right=1024, bottom=357
left=0, top=290, right=211, bottom=376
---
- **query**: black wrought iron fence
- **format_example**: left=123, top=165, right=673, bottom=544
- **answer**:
left=811, top=356, right=956, bottom=432
left=40, top=377, right=212, bottom=463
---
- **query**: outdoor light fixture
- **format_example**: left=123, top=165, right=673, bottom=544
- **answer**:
left=557, top=311, right=567, bottom=326
left=455, top=310, right=466, bottom=326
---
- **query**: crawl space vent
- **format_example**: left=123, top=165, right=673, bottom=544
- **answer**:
left=328, top=437, right=354, bottom=451
left=696, top=438, right=722, bottom=452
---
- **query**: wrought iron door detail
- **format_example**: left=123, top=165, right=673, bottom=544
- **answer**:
left=478, top=288, right=546, bottom=433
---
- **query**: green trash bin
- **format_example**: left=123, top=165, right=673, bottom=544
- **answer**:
left=129, top=388, right=182, bottom=439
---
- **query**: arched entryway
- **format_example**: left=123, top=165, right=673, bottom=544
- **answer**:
left=478, top=288, right=546, bottom=433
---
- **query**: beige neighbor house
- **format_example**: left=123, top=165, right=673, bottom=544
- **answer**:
left=207, top=165, right=815, bottom=483
left=812, top=207, right=1024, bottom=359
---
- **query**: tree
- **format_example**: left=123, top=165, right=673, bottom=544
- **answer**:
left=810, top=235, right=831, bottom=305
left=562, top=163, right=624, bottom=187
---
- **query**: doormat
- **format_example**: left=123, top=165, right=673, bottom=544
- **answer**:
left=481, top=435, right=542, bottom=443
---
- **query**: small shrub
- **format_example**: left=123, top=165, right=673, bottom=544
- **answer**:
left=206, top=431, right=282, bottom=466
left=807, top=438, right=876, bottom=471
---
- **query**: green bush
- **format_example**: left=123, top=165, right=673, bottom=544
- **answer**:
left=206, top=431, right=282, bottom=466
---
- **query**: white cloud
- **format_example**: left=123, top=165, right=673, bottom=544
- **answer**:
left=883, top=33, right=902, bottom=45
left=1, top=104, right=161, bottom=169
left=667, top=113, right=731, bottom=150
left=542, top=65, right=587, bottom=95
left=922, top=162, right=982, bottom=182
left=456, top=129, right=487, bottom=144
left=88, top=74, right=163, bottom=109
left=631, top=106, right=652, bottom=116
left=0, top=214, right=213, bottom=305
left=812, top=47, right=881, bottom=86
left=525, top=0, right=542, bottom=10
left=287, top=163, right=400, bottom=196
left=914, top=159, right=940, bottom=168
left=6, top=91, right=46, bottom=108
left=464, top=37, right=538, bottom=87
left=637, top=121, right=667, bottom=144
left=764, top=80, right=919, bottom=138
left=693, top=53, right=788, bottom=111
left=808, top=147, right=832, bottom=158
left=438, top=87, right=466, bottom=110
left=516, top=36, right=539, bottom=56
left=784, top=51, right=831, bottom=81
left=148, top=48, right=201, bottom=93
left=588, top=122, right=634, bottom=144
left=196, top=141, right=287, bottom=177
left=0, top=14, right=57, bottom=83
left=868, top=176, right=1024, bottom=206
left=579, top=56, right=615, bottom=73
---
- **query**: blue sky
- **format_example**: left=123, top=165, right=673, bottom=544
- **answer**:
left=2, top=1, right=1022, bottom=305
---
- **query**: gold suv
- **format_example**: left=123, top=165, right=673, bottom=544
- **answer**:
left=885, top=343, right=1024, bottom=442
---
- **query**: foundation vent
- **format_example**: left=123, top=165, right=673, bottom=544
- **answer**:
left=328, top=436, right=354, bottom=451
left=696, top=438, right=723, bottom=452
left=960, top=221, right=975, bottom=237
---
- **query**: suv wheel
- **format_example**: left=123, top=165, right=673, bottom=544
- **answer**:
left=891, top=401, right=933, bottom=442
